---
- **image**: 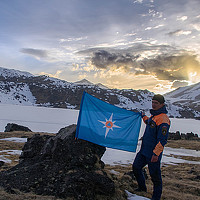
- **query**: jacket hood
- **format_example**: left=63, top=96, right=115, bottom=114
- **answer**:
left=150, top=105, right=168, bottom=116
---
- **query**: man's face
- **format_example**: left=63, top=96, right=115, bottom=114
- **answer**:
left=152, top=100, right=164, bottom=110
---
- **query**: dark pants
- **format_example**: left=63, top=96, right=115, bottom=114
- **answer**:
left=132, top=151, right=162, bottom=200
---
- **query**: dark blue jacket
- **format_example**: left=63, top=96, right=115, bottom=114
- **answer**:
left=140, top=106, right=170, bottom=160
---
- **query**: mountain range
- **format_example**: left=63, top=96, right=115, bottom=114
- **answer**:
left=0, top=66, right=199, bottom=119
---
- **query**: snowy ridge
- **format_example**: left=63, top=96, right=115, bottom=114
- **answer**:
left=0, top=67, right=33, bottom=78
left=95, top=83, right=109, bottom=89
left=165, top=82, right=200, bottom=100
left=74, top=78, right=109, bottom=89
left=74, top=78, right=93, bottom=85
left=0, top=66, right=200, bottom=118
left=43, top=76, right=74, bottom=88
left=115, top=94, right=151, bottom=111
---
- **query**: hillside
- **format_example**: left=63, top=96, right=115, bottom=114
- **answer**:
left=0, top=66, right=200, bottom=119
left=165, top=82, right=200, bottom=117
left=165, top=82, right=200, bottom=100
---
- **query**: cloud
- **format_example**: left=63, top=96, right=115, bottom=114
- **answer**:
left=124, top=33, right=136, bottom=37
left=59, top=36, right=88, bottom=43
left=168, top=30, right=192, bottom=36
left=20, top=48, right=48, bottom=59
left=141, top=8, right=163, bottom=18
left=39, top=70, right=63, bottom=78
left=78, top=43, right=177, bottom=58
left=133, top=0, right=143, bottom=3
left=176, top=16, right=188, bottom=21
left=192, top=24, right=200, bottom=31
left=145, top=24, right=164, bottom=30
left=80, top=46, right=200, bottom=84
left=134, top=54, right=200, bottom=82
left=171, top=81, right=188, bottom=88
left=90, top=50, right=139, bottom=69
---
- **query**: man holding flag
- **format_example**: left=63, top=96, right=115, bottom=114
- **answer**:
left=76, top=92, right=170, bottom=200
left=132, top=94, right=170, bottom=200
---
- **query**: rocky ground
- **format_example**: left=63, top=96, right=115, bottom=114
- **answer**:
left=0, top=131, right=200, bottom=200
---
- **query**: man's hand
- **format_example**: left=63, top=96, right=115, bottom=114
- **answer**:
left=151, top=155, right=158, bottom=162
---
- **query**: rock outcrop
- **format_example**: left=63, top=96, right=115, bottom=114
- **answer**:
left=0, top=125, right=115, bottom=199
left=168, top=131, right=199, bottom=140
left=4, top=123, right=32, bottom=132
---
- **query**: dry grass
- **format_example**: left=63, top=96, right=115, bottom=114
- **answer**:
left=0, top=131, right=55, bottom=139
left=0, top=140, right=24, bottom=151
left=0, top=187, right=63, bottom=200
left=172, top=155, right=200, bottom=162
left=0, top=131, right=200, bottom=200
left=166, top=140, right=200, bottom=151
left=161, top=163, right=200, bottom=200
left=104, top=163, right=200, bottom=200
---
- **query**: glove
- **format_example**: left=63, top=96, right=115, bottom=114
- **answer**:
left=141, top=112, right=146, bottom=118
left=151, top=154, right=158, bottom=162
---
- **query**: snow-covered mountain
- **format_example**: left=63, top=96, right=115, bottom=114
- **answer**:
left=165, top=82, right=200, bottom=100
left=0, top=67, right=33, bottom=78
left=0, top=66, right=200, bottom=119
left=74, top=78, right=93, bottom=85
left=164, top=82, right=200, bottom=118
left=95, top=83, right=109, bottom=89
left=74, top=78, right=109, bottom=89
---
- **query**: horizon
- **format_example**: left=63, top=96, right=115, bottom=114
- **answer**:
left=0, top=0, right=200, bottom=94
left=1, top=65, right=199, bottom=95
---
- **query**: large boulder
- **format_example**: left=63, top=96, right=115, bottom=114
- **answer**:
left=0, top=124, right=115, bottom=199
left=4, top=123, right=32, bottom=132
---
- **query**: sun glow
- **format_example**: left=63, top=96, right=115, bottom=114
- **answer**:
left=188, top=71, right=198, bottom=82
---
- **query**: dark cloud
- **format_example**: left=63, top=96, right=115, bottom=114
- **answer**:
left=20, top=48, right=48, bottom=58
left=79, top=43, right=178, bottom=72
left=91, top=50, right=139, bottom=69
left=167, top=30, right=182, bottom=36
left=167, top=29, right=191, bottom=37
left=171, top=81, right=188, bottom=88
left=79, top=43, right=176, bottom=56
left=85, top=46, right=200, bottom=82
left=136, top=54, right=198, bottom=81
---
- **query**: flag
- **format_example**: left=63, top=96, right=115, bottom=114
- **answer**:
left=75, top=91, right=142, bottom=152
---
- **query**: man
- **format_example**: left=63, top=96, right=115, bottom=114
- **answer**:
left=132, top=94, right=170, bottom=200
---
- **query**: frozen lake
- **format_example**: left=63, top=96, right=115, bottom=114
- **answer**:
left=0, top=104, right=199, bottom=136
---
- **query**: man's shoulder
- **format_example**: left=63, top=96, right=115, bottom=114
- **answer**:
left=153, top=113, right=170, bottom=126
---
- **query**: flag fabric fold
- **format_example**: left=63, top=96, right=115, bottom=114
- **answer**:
left=75, top=91, right=142, bottom=152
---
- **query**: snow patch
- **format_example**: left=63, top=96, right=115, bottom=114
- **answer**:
left=0, top=83, right=36, bottom=105
left=0, top=137, right=27, bottom=143
left=126, top=190, right=150, bottom=200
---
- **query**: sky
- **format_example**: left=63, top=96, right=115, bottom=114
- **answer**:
left=0, top=0, right=200, bottom=94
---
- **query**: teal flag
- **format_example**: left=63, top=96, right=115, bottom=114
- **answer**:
left=75, top=92, right=142, bottom=152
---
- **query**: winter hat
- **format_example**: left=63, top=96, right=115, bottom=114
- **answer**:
left=152, top=94, right=165, bottom=104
